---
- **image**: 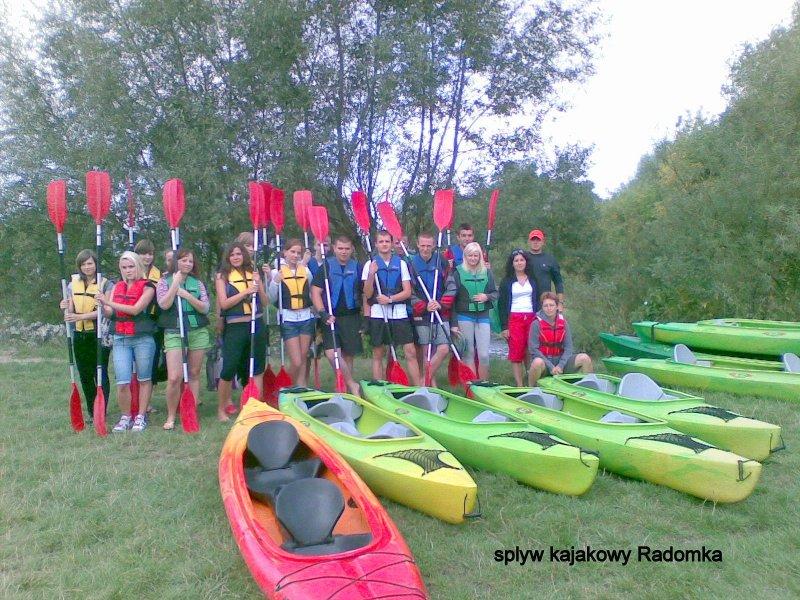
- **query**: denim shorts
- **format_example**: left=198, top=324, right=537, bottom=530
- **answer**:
left=112, top=334, right=156, bottom=384
left=280, top=318, right=316, bottom=340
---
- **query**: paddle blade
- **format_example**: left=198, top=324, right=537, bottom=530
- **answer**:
left=162, top=178, right=186, bottom=228
left=386, top=358, right=409, bottom=386
left=179, top=386, right=200, bottom=433
left=351, top=190, right=371, bottom=235
left=270, top=187, right=285, bottom=233
left=86, top=171, right=111, bottom=225
left=459, top=360, right=476, bottom=385
left=376, top=201, right=404, bottom=241
left=248, top=181, right=263, bottom=228
left=309, top=205, right=329, bottom=242
left=69, top=383, right=84, bottom=432
left=93, top=387, right=107, bottom=437
left=433, top=188, right=454, bottom=232
left=424, top=362, right=433, bottom=387
left=447, top=355, right=459, bottom=386
left=275, top=366, right=292, bottom=392
left=293, top=190, right=312, bottom=230
left=46, top=180, right=67, bottom=232
left=334, top=369, right=347, bottom=394
left=262, top=366, right=277, bottom=406
left=259, top=181, right=273, bottom=227
left=242, top=378, right=259, bottom=406
left=487, top=189, right=500, bottom=230
left=130, top=374, right=140, bottom=417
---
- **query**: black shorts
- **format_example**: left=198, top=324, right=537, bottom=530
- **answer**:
left=321, top=313, right=363, bottom=356
left=545, top=354, right=579, bottom=375
left=368, top=317, right=414, bottom=346
left=220, top=321, right=268, bottom=381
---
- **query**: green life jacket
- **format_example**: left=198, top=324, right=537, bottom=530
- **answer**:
left=157, top=275, right=210, bottom=330
left=457, top=264, right=489, bottom=312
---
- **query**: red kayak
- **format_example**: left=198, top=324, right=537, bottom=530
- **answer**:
left=219, top=401, right=428, bottom=599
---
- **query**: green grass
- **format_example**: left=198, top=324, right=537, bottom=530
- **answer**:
left=1, top=341, right=798, bottom=599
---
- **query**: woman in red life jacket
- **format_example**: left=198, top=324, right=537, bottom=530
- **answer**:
left=527, top=291, right=593, bottom=386
left=498, top=250, right=537, bottom=386
left=156, top=248, right=211, bottom=430
left=264, top=239, right=315, bottom=387
left=95, top=251, right=157, bottom=433
left=215, top=242, right=269, bottom=421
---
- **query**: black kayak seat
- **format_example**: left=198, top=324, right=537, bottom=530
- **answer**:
left=516, top=388, right=563, bottom=410
left=782, top=352, right=800, bottom=373
left=277, top=478, right=372, bottom=556
left=472, top=410, right=511, bottom=423
left=574, top=374, right=617, bottom=394
left=400, top=387, right=448, bottom=414
left=245, top=458, right=324, bottom=504
left=618, top=373, right=676, bottom=401
left=599, top=410, right=642, bottom=424
left=247, top=421, right=299, bottom=470
left=365, top=421, right=415, bottom=439
left=673, top=344, right=712, bottom=367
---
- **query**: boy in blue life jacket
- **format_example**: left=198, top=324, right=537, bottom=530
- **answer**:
left=443, top=223, right=474, bottom=268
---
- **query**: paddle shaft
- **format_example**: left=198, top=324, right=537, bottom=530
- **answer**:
left=56, top=233, right=79, bottom=385
left=426, top=230, right=444, bottom=367
left=94, top=225, right=104, bottom=390
left=274, top=233, right=286, bottom=366
left=318, top=248, right=344, bottom=372
left=169, top=228, right=191, bottom=384
left=247, top=227, right=261, bottom=378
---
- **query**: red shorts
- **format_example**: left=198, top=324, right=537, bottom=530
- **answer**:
left=507, top=312, right=535, bottom=362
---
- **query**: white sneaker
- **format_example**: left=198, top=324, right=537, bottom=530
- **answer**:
left=131, top=414, right=147, bottom=432
left=112, top=415, right=132, bottom=432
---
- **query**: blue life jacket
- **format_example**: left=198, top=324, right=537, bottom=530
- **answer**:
left=326, top=258, right=359, bottom=312
left=370, top=255, right=403, bottom=303
left=449, top=244, right=464, bottom=267
left=411, top=253, right=445, bottom=300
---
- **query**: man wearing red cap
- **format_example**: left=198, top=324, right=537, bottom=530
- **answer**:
left=525, top=229, right=564, bottom=311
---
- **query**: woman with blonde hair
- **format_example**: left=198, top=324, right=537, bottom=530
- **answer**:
left=442, top=241, right=498, bottom=380
left=96, top=251, right=157, bottom=432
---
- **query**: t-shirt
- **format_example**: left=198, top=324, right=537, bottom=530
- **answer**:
left=361, top=258, right=411, bottom=320
left=524, top=251, right=564, bottom=302
left=510, top=280, right=534, bottom=313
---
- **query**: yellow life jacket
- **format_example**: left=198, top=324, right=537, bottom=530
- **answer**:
left=279, top=264, right=311, bottom=310
left=224, top=269, right=255, bottom=316
left=70, top=274, right=106, bottom=332
left=145, top=265, right=161, bottom=316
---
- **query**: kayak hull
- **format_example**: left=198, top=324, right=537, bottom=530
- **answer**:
left=279, top=389, right=477, bottom=524
left=540, top=374, right=783, bottom=461
left=468, top=382, right=761, bottom=503
left=360, top=380, right=598, bottom=497
left=219, top=400, right=428, bottom=599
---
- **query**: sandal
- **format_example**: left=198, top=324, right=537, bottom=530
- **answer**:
left=163, top=421, right=175, bottom=431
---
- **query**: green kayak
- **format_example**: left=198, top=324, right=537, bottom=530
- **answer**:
left=468, top=381, right=762, bottom=503
left=633, top=320, right=800, bottom=357
left=539, top=373, right=783, bottom=461
left=600, top=332, right=784, bottom=370
left=359, top=380, right=599, bottom=496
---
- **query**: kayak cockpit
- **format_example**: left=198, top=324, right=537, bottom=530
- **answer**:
left=298, top=395, right=419, bottom=440
left=393, top=387, right=517, bottom=424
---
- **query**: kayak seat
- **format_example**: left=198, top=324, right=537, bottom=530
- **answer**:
left=672, top=343, right=711, bottom=366
left=329, top=421, right=362, bottom=437
left=277, top=478, right=372, bottom=556
left=400, top=388, right=448, bottom=414
left=247, top=421, right=299, bottom=470
left=599, top=410, right=642, bottom=424
left=245, top=457, right=324, bottom=504
left=308, top=401, right=352, bottom=425
left=472, top=410, right=511, bottom=423
left=516, top=388, right=563, bottom=410
left=782, top=352, right=800, bottom=373
left=574, top=374, right=617, bottom=394
left=618, top=372, right=672, bottom=401
left=365, top=421, right=415, bottom=439
left=327, top=394, right=364, bottom=420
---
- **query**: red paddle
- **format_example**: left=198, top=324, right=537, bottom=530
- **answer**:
left=47, top=180, right=84, bottom=432
left=86, top=171, right=111, bottom=436
left=258, top=181, right=277, bottom=404
left=486, top=188, right=500, bottom=257
left=426, top=189, right=455, bottom=385
left=309, top=205, right=347, bottom=393
left=270, top=187, right=293, bottom=398
left=351, top=190, right=372, bottom=252
left=242, top=182, right=264, bottom=406
left=125, top=178, right=141, bottom=416
left=162, top=179, right=200, bottom=433
left=293, top=190, right=313, bottom=249
left=378, top=200, right=475, bottom=388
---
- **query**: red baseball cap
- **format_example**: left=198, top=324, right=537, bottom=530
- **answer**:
left=528, top=229, right=545, bottom=241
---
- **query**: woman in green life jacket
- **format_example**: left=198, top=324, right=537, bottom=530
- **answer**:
left=156, top=248, right=212, bottom=430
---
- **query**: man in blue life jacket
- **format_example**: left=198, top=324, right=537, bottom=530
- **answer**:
left=409, top=232, right=452, bottom=386
left=311, top=235, right=363, bottom=395
left=362, top=230, right=421, bottom=384
left=443, top=223, right=474, bottom=268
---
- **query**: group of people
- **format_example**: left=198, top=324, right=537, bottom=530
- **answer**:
left=59, top=222, right=593, bottom=431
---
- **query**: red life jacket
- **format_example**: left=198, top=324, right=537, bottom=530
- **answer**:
left=537, top=314, right=565, bottom=357
left=112, top=279, right=155, bottom=336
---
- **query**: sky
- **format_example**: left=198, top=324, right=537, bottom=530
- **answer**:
left=541, top=0, right=798, bottom=198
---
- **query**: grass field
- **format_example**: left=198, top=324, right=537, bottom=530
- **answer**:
left=1, top=340, right=798, bottom=599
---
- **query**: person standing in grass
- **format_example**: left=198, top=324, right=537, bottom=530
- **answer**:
left=156, top=248, right=211, bottom=430
left=60, top=249, right=113, bottom=419
left=215, top=242, right=269, bottom=421
left=443, top=241, right=498, bottom=380
left=525, top=229, right=565, bottom=311
left=498, top=250, right=537, bottom=386
left=527, top=291, right=592, bottom=386
left=362, top=229, right=421, bottom=385
left=135, top=238, right=164, bottom=411
left=96, top=251, right=156, bottom=433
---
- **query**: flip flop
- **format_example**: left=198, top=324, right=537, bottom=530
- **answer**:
left=162, top=421, right=175, bottom=431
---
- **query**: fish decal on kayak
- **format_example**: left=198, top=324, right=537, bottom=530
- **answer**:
left=489, top=430, right=569, bottom=450
left=375, top=449, right=460, bottom=475
left=626, top=433, right=714, bottom=454
left=668, top=406, right=741, bottom=422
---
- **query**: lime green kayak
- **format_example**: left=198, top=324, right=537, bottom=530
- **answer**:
left=634, top=320, right=800, bottom=357
left=699, top=318, right=800, bottom=330
left=539, top=373, right=783, bottom=461
left=603, top=354, right=800, bottom=403
left=359, top=380, right=598, bottom=496
left=600, top=332, right=784, bottom=370
left=468, top=381, right=761, bottom=503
